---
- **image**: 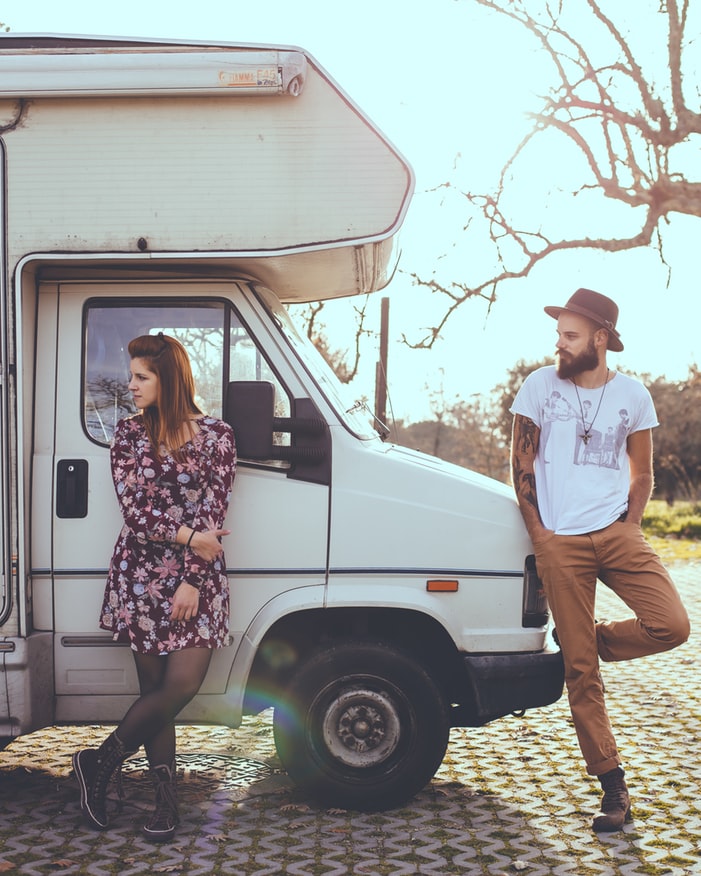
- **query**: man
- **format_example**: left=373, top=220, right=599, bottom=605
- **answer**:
left=510, top=288, right=690, bottom=833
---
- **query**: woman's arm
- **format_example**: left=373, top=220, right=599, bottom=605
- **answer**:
left=180, top=421, right=237, bottom=588
left=110, top=420, right=180, bottom=544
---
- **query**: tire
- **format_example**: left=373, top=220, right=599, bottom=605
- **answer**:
left=272, top=640, right=449, bottom=811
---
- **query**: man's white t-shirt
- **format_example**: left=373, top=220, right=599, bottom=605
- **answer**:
left=510, top=366, right=658, bottom=535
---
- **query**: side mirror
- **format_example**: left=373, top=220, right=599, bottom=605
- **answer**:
left=225, top=380, right=276, bottom=459
left=225, top=381, right=330, bottom=485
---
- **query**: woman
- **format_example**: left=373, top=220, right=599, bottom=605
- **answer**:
left=73, top=332, right=236, bottom=841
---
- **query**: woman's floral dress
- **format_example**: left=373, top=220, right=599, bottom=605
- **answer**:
left=100, top=414, right=237, bottom=653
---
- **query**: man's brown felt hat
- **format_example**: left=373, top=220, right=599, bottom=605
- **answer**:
left=544, top=288, right=624, bottom=352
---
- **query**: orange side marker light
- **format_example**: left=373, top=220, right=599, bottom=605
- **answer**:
left=426, top=579, right=459, bottom=592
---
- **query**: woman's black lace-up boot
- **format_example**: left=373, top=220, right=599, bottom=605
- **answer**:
left=142, top=762, right=179, bottom=842
left=73, top=730, right=137, bottom=829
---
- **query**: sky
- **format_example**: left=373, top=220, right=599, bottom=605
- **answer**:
left=2, top=0, right=699, bottom=421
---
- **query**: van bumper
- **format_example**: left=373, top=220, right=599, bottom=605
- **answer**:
left=453, top=648, right=565, bottom=727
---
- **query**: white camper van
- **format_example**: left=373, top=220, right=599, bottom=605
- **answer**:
left=0, top=34, right=563, bottom=811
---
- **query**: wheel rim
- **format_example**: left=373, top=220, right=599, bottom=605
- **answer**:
left=320, top=684, right=402, bottom=768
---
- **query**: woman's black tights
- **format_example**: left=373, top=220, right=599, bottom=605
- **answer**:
left=116, top=648, right=213, bottom=767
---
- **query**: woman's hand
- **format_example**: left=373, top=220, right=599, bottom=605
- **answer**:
left=189, top=528, right=230, bottom=562
left=171, top=582, right=200, bottom=622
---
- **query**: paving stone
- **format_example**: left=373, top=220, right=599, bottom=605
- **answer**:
left=0, top=564, right=699, bottom=875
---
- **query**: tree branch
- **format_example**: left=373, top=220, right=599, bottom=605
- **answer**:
left=408, top=0, right=701, bottom=347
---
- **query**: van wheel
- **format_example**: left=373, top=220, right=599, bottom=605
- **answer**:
left=272, top=640, right=449, bottom=811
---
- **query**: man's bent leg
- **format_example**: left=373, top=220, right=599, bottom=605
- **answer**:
left=595, top=522, right=690, bottom=662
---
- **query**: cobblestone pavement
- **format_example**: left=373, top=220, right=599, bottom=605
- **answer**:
left=0, top=565, right=699, bottom=875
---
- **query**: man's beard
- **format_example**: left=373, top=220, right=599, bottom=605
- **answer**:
left=556, top=339, right=599, bottom=380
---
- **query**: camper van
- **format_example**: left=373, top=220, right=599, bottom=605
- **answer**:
left=0, top=34, right=563, bottom=811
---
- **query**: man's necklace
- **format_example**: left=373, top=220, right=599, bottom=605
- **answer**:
left=572, top=369, right=609, bottom=445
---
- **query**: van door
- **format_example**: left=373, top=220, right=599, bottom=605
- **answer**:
left=32, top=281, right=330, bottom=723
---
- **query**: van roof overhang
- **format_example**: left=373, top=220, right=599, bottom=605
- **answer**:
left=1, top=34, right=414, bottom=302
left=0, top=34, right=308, bottom=97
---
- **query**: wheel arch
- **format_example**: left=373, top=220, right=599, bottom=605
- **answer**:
left=242, top=606, right=469, bottom=717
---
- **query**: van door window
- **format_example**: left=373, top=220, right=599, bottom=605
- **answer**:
left=83, top=300, right=291, bottom=450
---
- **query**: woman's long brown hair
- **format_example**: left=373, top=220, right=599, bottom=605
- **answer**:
left=128, top=333, right=202, bottom=459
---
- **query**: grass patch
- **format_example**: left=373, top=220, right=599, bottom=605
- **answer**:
left=643, top=499, right=701, bottom=538
left=643, top=499, right=701, bottom=562
left=645, top=535, right=701, bottom=563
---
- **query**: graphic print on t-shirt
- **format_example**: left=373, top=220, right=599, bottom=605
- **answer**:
left=540, top=389, right=630, bottom=470
left=510, top=366, right=658, bottom=534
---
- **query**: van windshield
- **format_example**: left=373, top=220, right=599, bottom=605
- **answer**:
left=255, top=286, right=379, bottom=440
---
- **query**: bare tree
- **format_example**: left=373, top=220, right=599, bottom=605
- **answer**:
left=408, top=0, right=701, bottom=348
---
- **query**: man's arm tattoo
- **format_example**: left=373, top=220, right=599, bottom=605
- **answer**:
left=515, top=415, right=539, bottom=456
left=512, top=416, right=540, bottom=514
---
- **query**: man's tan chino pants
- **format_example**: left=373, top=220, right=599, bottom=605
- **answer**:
left=534, top=520, right=690, bottom=776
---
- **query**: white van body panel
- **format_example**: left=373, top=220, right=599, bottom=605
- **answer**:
left=326, top=434, right=540, bottom=652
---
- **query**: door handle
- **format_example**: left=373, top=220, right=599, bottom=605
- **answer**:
left=56, top=459, right=89, bottom=518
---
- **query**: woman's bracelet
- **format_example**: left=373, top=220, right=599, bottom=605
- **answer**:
left=186, top=528, right=196, bottom=548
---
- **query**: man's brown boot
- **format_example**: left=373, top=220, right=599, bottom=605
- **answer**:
left=593, top=767, right=631, bottom=832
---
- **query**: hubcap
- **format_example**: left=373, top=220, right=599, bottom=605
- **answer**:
left=321, top=686, right=401, bottom=768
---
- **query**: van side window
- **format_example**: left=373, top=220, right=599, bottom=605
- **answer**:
left=83, top=300, right=291, bottom=450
